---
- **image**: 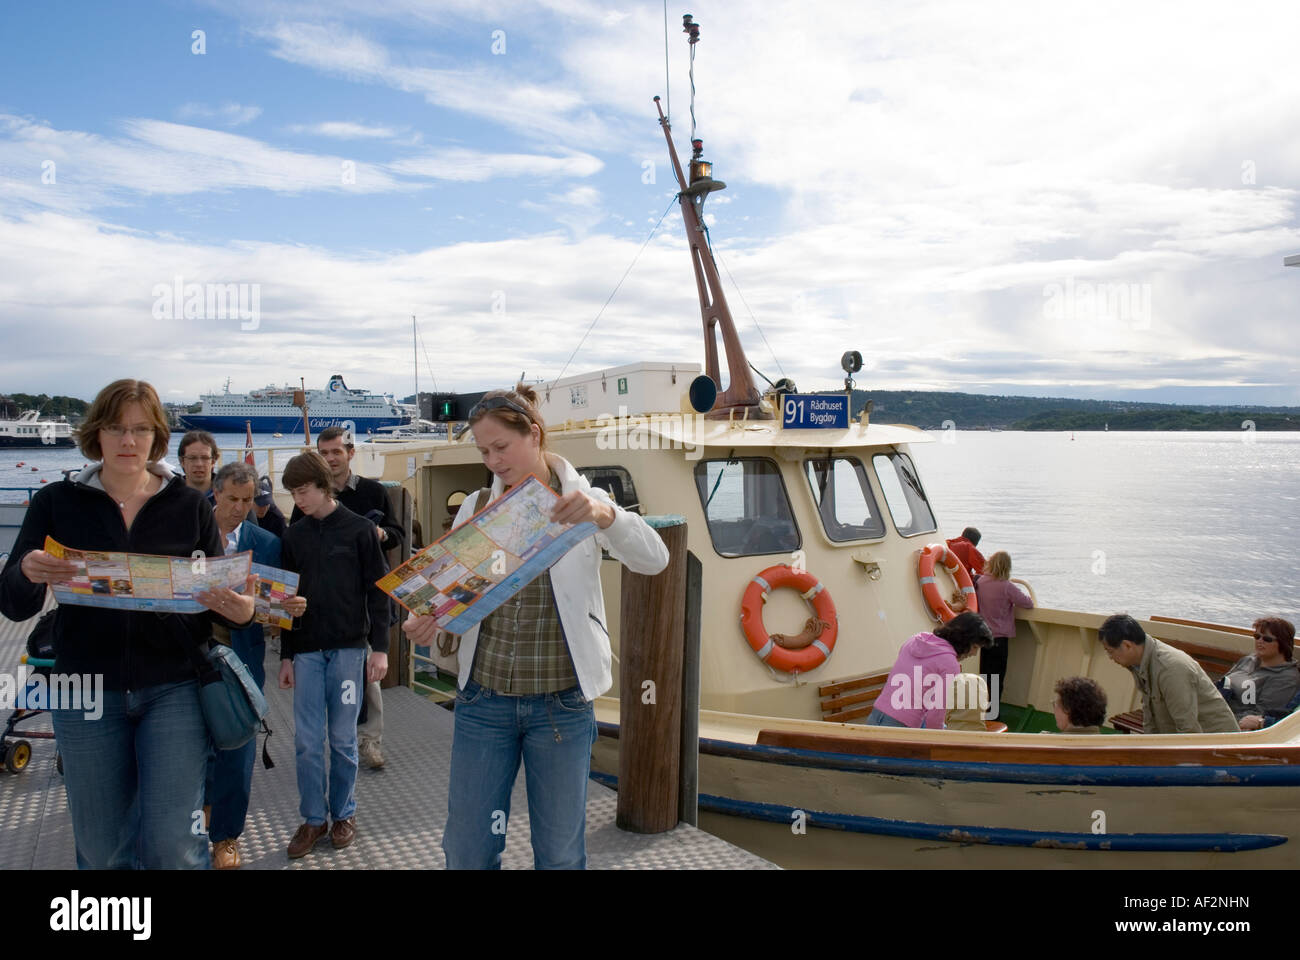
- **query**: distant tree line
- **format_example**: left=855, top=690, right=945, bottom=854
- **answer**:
left=846, top=390, right=1300, bottom=431
left=0, top=393, right=89, bottom=420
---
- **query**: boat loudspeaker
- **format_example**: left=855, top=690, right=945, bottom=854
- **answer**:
left=687, top=375, right=718, bottom=414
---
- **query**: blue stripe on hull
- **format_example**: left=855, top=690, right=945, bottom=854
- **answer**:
left=179, top=415, right=408, bottom=433
left=0, top=437, right=75, bottom=449
left=586, top=770, right=1287, bottom=853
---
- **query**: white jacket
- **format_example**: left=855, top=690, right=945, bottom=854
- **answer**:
left=452, top=452, right=670, bottom=700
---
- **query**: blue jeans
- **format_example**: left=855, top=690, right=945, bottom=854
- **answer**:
left=865, top=706, right=912, bottom=728
left=291, top=648, right=366, bottom=825
left=51, top=679, right=210, bottom=870
left=443, top=681, right=597, bottom=870
left=205, top=636, right=265, bottom=843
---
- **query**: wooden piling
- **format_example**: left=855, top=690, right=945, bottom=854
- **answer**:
left=617, top=517, right=687, bottom=833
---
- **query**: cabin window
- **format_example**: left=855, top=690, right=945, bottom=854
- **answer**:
left=872, top=452, right=936, bottom=537
left=804, top=457, right=886, bottom=542
left=693, top=458, right=801, bottom=557
left=577, top=465, right=641, bottom=514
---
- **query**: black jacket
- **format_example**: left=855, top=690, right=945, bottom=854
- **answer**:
left=0, top=467, right=241, bottom=691
left=280, top=502, right=390, bottom=659
left=290, top=474, right=403, bottom=547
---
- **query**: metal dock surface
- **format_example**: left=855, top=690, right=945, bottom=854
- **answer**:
left=0, top=609, right=776, bottom=870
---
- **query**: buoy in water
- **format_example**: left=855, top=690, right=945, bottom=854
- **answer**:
left=31, top=466, right=38, bottom=471
left=40, top=478, right=47, bottom=483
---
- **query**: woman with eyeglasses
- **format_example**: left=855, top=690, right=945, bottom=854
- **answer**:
left=1218, top=617, right=1298, bottom=731
left=0, top=379, right=256, bottom=869
left=402, top=384, right=669, bottom=869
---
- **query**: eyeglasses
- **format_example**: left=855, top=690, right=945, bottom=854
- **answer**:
left=102, top=425, right=155, bottom=438
left=1255, top=633, right=1278, bottom=643
left=182, top=455, right=214, bottom=463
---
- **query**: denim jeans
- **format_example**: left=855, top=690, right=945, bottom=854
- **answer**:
left=864, top=706, right=912, bottom=728
left=205, top=635, right=265, bottom=843
left=443, top=680, right=597, bottom=870
left=291, top=647, right=366, bottom=825
left=51, top=679, right=210, bottom=870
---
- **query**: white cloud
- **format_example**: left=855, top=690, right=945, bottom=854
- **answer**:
left=287, top=121, right=404, bottom=139
left=177, top=102, right=263, bottom=127
left=387, top=148, right=602, bottom=182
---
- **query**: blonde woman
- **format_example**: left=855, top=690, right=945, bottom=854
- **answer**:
left=973, top=550, right=1034, bottom=705
left=403, top=385, right=668, bottom=869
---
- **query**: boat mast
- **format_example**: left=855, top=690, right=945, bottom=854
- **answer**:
left=412, top=314, right=419, bottom=424
left=655, top=15, right=769, bottom=420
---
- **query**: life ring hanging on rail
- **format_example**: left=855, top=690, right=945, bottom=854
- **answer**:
left=918, top=542, right=978, bottom=623
left=740, top=565, right=838, bottom=674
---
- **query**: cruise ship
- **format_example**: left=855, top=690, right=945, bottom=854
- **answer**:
left=179, top=375, right=410, bottom=433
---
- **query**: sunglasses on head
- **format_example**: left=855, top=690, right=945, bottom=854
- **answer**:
left=467, top=396, right=533, bottom=421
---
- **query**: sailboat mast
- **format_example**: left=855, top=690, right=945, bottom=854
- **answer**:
left=412, top=314, right=419, bottom=423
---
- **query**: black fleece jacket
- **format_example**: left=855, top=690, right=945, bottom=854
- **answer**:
left=0, top=468, right=244, bottom=691
left=279, top=502, right=390, bottom=659
left=290, top=473, right=403, bottom=547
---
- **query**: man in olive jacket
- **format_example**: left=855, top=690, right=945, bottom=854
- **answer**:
left=1100, top=614, right=1239, bottom=734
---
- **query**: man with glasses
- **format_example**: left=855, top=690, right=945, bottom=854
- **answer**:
left=1098, top=613, right=1238, bottom=734
left=178, top=430, right=220, bottom=501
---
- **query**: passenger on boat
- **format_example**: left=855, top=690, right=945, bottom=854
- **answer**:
left=944, top=673, right=991, bottom=730
left=0, top=379, right=257, bottom=869
left=866, top=612, right=994, bottom=729
left=178, top=429, right=220, bottom=499
left=945, top=526, right=986, bottom=579
left=974, top=551, right=1034, bottom=707
left=204, top=462, right=281, bottom=870
left=1219, top=617, right=1298, bottom=731
left=401, top=384, right=669, bottom=870
left=1098, top=614, right=1239, bottom=734
left=1051, top=676, right=1107, bottom=734
left=252, top=475, right=287, bottom=538
left=276, top=451, right=386, bottom=858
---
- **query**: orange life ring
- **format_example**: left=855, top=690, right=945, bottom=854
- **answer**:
left=740, top=565, right=838, bottom=674
left=918, top=542, right=978, bottom=623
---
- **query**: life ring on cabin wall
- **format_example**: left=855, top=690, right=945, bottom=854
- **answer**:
left=740, top=565, right=838, bottom=674
left=917, top=542, right=978, bottom=623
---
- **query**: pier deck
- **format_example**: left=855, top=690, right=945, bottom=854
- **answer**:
left=0, top=610, right=776, bottom=870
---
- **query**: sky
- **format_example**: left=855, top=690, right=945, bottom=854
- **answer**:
left=1, top=0, right=1298, bottom=408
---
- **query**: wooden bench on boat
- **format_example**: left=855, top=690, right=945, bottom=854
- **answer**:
left=1108, top=617, right=1248, bottom=734
left=819, top=671, right=1008, bottom=733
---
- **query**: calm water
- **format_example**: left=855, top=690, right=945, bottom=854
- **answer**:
left=5, top=429, right=1297, bottom=627
left=909, top=431, right=1300, bottom=627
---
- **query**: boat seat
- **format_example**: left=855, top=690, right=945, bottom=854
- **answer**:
left=1106, top=633, right=1240, bottom=734
left=819, top=672, right=889, bottom=723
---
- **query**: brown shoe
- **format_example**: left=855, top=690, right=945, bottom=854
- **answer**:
left=287, top=822, right=329, bottom=859
left=212, top=838, right=241, bottom=870
left=330, top=817, right=356, bottom=849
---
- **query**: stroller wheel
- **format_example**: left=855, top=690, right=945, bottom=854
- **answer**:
left=4, top=740, right=32, bottom=774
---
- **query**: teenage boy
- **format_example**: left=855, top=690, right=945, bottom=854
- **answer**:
left=289, top=426, right=402, bottom=769
left=277, top=451, right=390, bottom=857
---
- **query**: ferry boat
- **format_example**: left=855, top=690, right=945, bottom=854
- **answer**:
left=0, top=410, right=75, bottom=449
left=179, top=375, right=410, bottom=434
left=349, top=23, right=1300, bottom=870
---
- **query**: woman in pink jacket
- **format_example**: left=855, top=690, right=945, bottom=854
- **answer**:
left=867, top=612, right=993, bottom=729
left=974, top=551, right=1035, bottom=706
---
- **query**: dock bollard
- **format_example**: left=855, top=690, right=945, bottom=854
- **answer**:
left=617, top=515, right=687, bottom=833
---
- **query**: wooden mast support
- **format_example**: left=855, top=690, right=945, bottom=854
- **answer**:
left=617, top=517, right=688, bottom=833
left=655, top=96, right=770, bottom=420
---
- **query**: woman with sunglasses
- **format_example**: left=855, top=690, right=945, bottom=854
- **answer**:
left=403, top=384, right=669, bottom=869
left=1219, top=617, right=1298, bottom=731
left=0, top=379, right=256, bottom=869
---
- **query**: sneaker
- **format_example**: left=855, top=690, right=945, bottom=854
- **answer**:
left=359, top=739, right=385, bottom=769
left=212, top=838, right=241, bottom=870
left=287, top=822, right=329, bottom=859
left=330, top=817, right=356, bottom=850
